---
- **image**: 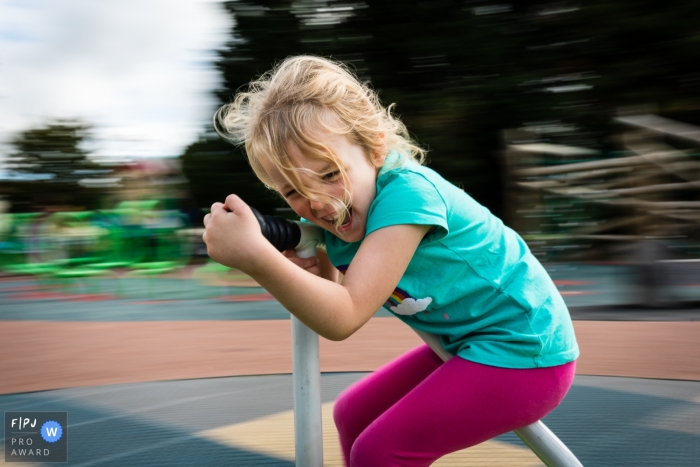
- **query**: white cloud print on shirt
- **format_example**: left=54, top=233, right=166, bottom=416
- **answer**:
left=390, top=297, right=433, bottom=316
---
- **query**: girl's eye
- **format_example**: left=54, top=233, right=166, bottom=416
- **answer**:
left=322, top=171, right=340, bottom=182
left=284, top=189, right=297, bottom=198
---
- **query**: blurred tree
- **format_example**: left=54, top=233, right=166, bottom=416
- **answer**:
left=181, top=1, right=313, bottom=216
left=181, top=130, right=282, bottom=219
left=2, top=120, right=109, bottom=211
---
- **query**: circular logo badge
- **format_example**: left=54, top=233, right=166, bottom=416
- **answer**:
left=40, top=420, right=63, bottom=443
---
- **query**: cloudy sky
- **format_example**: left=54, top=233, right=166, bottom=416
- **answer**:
left=0, top=0, right=233, bottom=166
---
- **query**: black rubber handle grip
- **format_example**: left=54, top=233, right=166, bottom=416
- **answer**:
left=250, top=207, right=301, bottom=252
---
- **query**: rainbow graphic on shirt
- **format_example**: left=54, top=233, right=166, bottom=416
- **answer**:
left=385, top=287, right=434, bottom=317
left=385, top=286, right=411, bottom=309
left=337, top=265, right=435, bottom=317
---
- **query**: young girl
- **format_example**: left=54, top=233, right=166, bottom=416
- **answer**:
left=203, top=55, right=579, bottom=467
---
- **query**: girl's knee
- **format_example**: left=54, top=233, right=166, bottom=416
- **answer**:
left=332, top=400, right=346, bottom=435
left=350, top=432, right=433, bottom=467
left=333, top=389, right=360, bottom=439
left=349, top=431, right=386, bottom=467
left=333, top=390, right=350, bottom=424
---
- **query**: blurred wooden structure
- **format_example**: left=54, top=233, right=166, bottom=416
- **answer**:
left=502, top=115, right=700, bottom=305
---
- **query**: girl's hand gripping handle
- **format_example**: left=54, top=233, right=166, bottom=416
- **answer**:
left=250, top=208, right=325, bottom=259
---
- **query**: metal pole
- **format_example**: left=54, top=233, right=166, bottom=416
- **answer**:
left=412, top=329, right=583, bottom=467
left=290, top=224, right=325, bottom=467
left=291, top=316, right=324, bottom=467
left=514, top=421, right=583, bottom=467
left=251, top=214, right=326, bottom=465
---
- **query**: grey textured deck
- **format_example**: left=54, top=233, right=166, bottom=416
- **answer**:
left=2, top=374, right=699, bottom=466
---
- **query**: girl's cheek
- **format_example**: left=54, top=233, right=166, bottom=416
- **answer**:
left=287, top=200, right=307, bottom=218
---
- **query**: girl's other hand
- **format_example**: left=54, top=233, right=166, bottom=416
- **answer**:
left=282, top=250, right=321, bottom=276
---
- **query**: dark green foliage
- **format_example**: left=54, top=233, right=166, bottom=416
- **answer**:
left=181, top=131, right=282, bottom=216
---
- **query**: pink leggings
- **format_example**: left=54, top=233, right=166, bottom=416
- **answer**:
left=333, top=345, right=576, bottom=467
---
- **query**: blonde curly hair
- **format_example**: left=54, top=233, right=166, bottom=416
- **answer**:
left=214, top=55, right=425, bottom=227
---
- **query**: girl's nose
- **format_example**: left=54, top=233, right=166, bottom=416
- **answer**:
left=309, top=198, right=327, bottom=211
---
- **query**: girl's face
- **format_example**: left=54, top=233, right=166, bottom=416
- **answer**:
left=265, top=132, right=382, bottom=243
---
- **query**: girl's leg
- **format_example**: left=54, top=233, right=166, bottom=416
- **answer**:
left=333, top=345, right=444, bottom=464
left=349, top=358, right=576, bottom=467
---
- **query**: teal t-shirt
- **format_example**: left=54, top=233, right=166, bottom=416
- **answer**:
left=323, top=151, right=579, bottom=369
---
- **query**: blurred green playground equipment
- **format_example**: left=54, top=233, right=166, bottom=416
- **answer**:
left=116, top=200, right=193, bottom=298
left=43, top=210, right=115, bottom=295
left=0, top=201, right=193, bottom=298
left=0, top=212, right=58, bottom=276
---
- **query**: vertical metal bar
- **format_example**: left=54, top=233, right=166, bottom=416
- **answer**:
left=291, top=315, right=324, bottom=467
left=288, top=223, right=325, bottom=466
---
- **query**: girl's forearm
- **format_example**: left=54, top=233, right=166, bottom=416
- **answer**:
left=248, top=247, right=372, bottom=341
left=240, top=224, right=427, bottom=340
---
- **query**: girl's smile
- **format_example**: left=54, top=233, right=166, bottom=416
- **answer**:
left=264, top=131, right=384, bottom=243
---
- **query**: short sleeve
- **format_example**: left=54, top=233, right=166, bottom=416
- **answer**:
left=366, top=168, right=449, bottom=242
